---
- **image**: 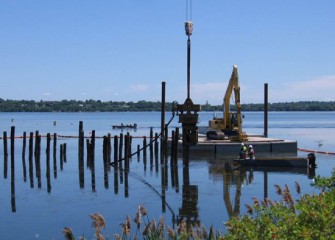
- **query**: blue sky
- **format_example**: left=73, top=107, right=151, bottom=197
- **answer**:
left=1, top=1, right=334, bottom=104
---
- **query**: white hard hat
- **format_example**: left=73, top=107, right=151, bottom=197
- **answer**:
left=249, top=145, right=253, bottom=148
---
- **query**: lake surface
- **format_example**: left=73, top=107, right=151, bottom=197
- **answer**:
left=1, top=111, right=335, bottom=239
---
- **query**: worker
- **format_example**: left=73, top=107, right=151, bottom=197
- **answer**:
left=248, top=145, right=255, bottom=160
left=239, top=143, right=248, bottom=159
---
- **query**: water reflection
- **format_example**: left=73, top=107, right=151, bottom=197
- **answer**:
left=178, top=166, right=199, bottom=227
left=209, top=159, right=315, bottom=218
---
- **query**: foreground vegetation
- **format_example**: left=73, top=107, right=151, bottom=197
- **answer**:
left=63, top=169, right=335, bottom=239
left=1, top=99, right=335, bottom=112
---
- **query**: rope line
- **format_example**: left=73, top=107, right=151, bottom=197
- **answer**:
left=110, top=108, right=176, bottom=166
left=298, top=148, right=335, bottom=155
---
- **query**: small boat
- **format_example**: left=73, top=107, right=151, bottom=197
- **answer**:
left=112, top=123, right=137, bottom=129
left=233, top=156, right=312, bottom=168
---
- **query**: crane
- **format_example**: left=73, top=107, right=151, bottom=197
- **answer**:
left=208, top=65, right=248, bottom=142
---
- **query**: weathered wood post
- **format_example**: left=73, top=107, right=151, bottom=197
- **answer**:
left=128, top=134, right=132, bottom=159
left=53, top=133, right=57, bottom=179
left=118, top=133, right=123, bottom=162
left=113, top=135, right=118, bottom=166
left=34, top=130, right=39, bottom=160
left=35, top=134, right=42, bottom=188
left=155, top=133, right=159, bottom=173
left=150, top=127, right=153, bottom=158
left=143, top=136, right=147, bottom=158
left=137, top=144, right=140, bottom=162
left=28, top=132, right=34, bottom=188
left=107, top=133, right=112, bottom=163
left=174, top=127, right=179, bottom=163
left=264, top=83, right=269, bottom=138
left=3, top=131, right=8, bottom=179
left=78, top=121, right=84, bottom=165
left=170, top=130, right=175, bottom=163
left=22, top=132, right=27, bottom=182
left=160, top=81, right=166, bottom=157
left=10, top=126, right=16, bottom=212
left=154, top=133, right=159, bottom=157
left=124, top=134, right=128, bottom=163
left=103, top=136, right=109, bottom=189
left=78, top=122, right=84, bottom=186
left=91, top=130, right=96, bottom=192
left=46, top=133, right=51, bottom=193
left=163, top=125, right=169, bottom=164
left=60, top=143, right=64, bottom=171
left=63, top=143, right=67, bottom=163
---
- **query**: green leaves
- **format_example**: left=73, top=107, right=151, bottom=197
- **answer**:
left=223, top=169, right=335, bottom=240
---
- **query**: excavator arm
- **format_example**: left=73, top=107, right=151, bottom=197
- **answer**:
left=208, top=65, right=247, bottom=141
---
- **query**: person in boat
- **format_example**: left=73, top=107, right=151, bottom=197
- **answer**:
left=240, top=143, right=248, bottom=159
left=248, top=145, right=255, bottom=160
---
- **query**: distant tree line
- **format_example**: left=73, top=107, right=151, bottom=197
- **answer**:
left=0, top=99, right=334, bottom=112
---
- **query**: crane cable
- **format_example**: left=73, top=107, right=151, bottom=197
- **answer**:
left=186, top=0, right=192, bottom=21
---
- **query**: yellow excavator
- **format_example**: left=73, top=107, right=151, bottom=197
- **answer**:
left=207, top=65, right=248, bottom=141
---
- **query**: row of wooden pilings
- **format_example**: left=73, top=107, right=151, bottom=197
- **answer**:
left=2, top=120, right=181, bottom=211
left=2, top=126, right=67, bottom=212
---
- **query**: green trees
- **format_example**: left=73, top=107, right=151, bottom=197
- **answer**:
left=0, top=99, right=334, bottom=112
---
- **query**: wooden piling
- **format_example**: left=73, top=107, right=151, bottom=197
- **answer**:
left=173, top=127, right=179, bottom=163
left=78, top=121, right=84, bottom=164
left=78, top=122, right=84, bottom=185
left=124, top=134, right=129, bottom=170
left=264, top=83, right=269, bottom=138
left=160, top=81, right=166, bottom=157
left=103, top=136, right=109, bottom=189
left=53, top=133, right=57, bottom=179
left=60, top=143, right=64, bottom=171
left=3, top=131, right=8, bottom=179
left=10, top=126, right=16, bottom=212
left=107, top=133, right=112, bottom=163
left=163, top=124, right=169, bottom=164
left=137, top=144, right=140, bottom=162
left=90, top=130, right=96, bottom=192
left=154, top=133, right=159, bottom=157
left=28, top=132, right=34, bottom=188
left=150, top=127, right=153, bottom=157
left=35, top=134, right=42, bottom=188
left=118, top=133, right=123, bottom=162
left=46, top=133, right=51, bottom=192
left=63, top=143, right=67, bottom=163
left=143, top=136, right=147, bottom=158
left=128, top=134, right=132, bottom=159
left=113, top=135, right=118, bottom=166
left=22, top=132, right=27, bottom=182
left=170, top=130, right=175, bottom=164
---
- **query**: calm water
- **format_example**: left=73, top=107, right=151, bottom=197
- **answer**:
left=0, top=111, right=335, bottom=239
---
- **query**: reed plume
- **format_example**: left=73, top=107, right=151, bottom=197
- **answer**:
left=252, top=197, right=259, bottom=208
left=245, top=204, right=253, bottom=214
left=90, top=213, right=106, bottom=240
left=90, top=213, right=106, bottom=229
left=134, top=205, right=142, bottom=229
left=167, top=227, right=176, bottom=239
left=63, top=227, right=75, bottom=240
left=295, top=181, right=301, bottom=194
left=274, top=184, right=282, bottom=195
